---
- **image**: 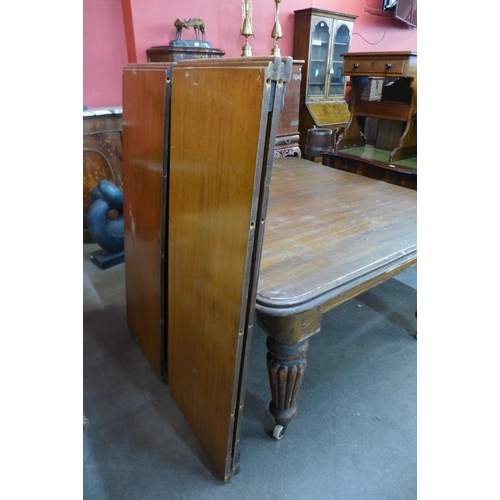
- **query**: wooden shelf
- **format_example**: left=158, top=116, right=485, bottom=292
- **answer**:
left=354, top=100, right=411, bottom=121
left=336, top=146, right=416, bottom=171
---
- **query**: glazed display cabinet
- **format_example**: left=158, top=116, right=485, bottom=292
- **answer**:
left=293, top=8, right=357, bottom=154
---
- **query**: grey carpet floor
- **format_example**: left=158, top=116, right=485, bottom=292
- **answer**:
left=83, top=243, right=416, bottom=499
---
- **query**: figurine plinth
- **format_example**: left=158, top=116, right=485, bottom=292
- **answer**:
left=147, top=46, right=225, bottom=63
left=169, top=40, right=213, bottom=48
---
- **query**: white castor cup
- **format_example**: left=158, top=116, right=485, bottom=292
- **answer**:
left=272, top=424, right=285, bottom=440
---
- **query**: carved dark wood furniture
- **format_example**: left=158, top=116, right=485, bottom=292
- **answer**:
left=274, top=60, right=303, bottom=159
left=256, top=156, right=417, bottom=439
left=83, top=108, right=123, bottom=242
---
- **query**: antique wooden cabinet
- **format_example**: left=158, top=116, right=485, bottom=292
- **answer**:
left=83, top=108, right=123, bottom=242
left=323, top=51, right=417, bottom=189
left=293, top=8, right=357, bottom=154
left=274, top=60, right=303, bottom=158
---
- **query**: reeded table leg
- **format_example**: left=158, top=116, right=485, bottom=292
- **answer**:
left=256, top=307, right=322, bottom=439
left=266, top=337, right=309, bottom=439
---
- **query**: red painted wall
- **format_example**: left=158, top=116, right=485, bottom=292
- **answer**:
left=83, top=0, right=416, bottom=108
left=83, top=0, right=128, bottom=107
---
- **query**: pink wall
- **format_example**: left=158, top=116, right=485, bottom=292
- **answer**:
left=83, top=0, right=416, bottom=108
left=83, top=0, right=128, bottom=108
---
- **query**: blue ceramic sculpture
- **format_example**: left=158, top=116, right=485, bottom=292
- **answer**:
left=86, top=180, right=124, bottom=265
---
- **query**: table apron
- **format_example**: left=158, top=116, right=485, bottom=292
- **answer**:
left=256, top=253, right=416, bottom=345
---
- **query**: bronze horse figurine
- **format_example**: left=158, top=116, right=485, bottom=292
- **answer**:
left=174, top=18, right=206, bottom=42
left=185, top=18, right=205, bottom=41
left=174, top=19, right=187, bottom=41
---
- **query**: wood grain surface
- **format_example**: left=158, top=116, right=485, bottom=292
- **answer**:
left=123, top=63, right=173, bottom=378
left=257, top=157, right=417, bottom=318
left=167, top=57, right=289, bottom=482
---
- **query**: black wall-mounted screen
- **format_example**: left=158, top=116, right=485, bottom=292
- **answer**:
left=380, top=0, right=417, bottom=28
left=365, top=1, right=417, bottom=28
left=395, top=0, right=417, bottom=28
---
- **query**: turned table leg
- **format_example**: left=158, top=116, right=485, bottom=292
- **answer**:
left=256, top=307, right=322, bottom=439
left=266, top=337, right=309, bottom=439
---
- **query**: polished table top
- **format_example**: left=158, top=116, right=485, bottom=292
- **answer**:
left=256, top=156, right=417, bottom=321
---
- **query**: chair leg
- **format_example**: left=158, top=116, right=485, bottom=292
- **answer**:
left=414, top=311, right=417, bottom=339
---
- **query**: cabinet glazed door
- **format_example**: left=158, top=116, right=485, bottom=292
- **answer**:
left=167, top=57, right=292, bottom=482
left=307, top=16, right=333, bottom=98
left=328, top=20, right=353, bottom=98
left=306, top=16, right=354, bottom=100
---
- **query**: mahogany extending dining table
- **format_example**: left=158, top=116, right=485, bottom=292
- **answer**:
left=256, top=156, right=417, bottom=439
left=122, top=57, right=416, bottom=480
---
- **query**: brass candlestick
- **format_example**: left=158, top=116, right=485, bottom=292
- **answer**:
left=240, top=0, right=254, bottom=57
left=271, top=0, right=283, bottom=56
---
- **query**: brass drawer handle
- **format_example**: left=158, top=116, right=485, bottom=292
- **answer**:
left=352, top=63, right=359, bottom=69
left=385, top=63, right=392, bottom=69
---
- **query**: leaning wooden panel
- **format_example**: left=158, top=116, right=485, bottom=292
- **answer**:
left=168, top=56, right=291, bottom=482
left=122, top=63, right=173, bottom=379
